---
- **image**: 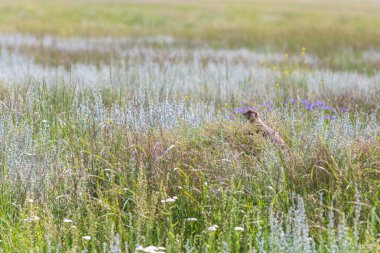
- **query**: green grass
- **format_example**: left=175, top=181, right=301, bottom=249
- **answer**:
left=0, top=1, right=379, bottom=251
left=1, top=0, right=380, bottom=54
left=0, top=80, right=379, bottom=252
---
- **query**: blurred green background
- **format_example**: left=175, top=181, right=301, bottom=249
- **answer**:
left=1, top=0, right=380, bottom=54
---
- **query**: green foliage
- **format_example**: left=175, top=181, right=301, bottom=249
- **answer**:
left=0, top=0, right=380, bottom=55
left=0, top=85, right=379, bottom=251
left=0, top=1, right=379, bottom=250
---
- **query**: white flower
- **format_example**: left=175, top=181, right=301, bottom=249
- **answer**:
left=23, top=215, right=40, bottom=222
left=135, top=245, right=144, bottom=251
left=165, top=198, right=176, bottom=203
left=136, top=245, right=166, bottom=253
left=142, top=246, right=158, bottom=252
left=208, top=226, right=217, bottom=232
left=234, top=226, right=244, bottom=231
left=161, top=197, right=177, bottom=203
left=82, top=236, right=91, bottom=241
left=186, top=218, right=198, bottom=222
left=63, top=218, right=73, bottom=223
left=27, top=198, right=34, bottom=203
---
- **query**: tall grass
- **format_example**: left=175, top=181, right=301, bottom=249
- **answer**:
left=0, top=35, right=379, bottom=252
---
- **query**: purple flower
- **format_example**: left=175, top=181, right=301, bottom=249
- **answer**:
left=315, top=100, right=324, bottom=107
left=338, top=107, right=348, bottom=113
left=261, top=101, right=274, bottom=111
left=321, top=105, right=334, bottom=111
left=323, top=115, right=336, bottom=120
left=299, top=99, right=334, bottom=112
left=285, top=97, right=296, bottom=106
left=227, top=113, right=235, bottom=120
left=262, top=101, right=272, bottom=107
left=234, top=106, right=255, bottom=114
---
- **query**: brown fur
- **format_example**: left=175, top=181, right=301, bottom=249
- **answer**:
left=241, top=109, right=286, bottom=149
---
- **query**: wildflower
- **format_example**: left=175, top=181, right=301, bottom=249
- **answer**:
left=208, top=225, right=218, bottom=232
left=208, top=226, right=217, bottom=232
left=262, top=101, right=272, bottom=107
left=285, top=97, right=296, bottom=106
left=143, top=246, right=159, bottom=252
left=186, top=218, right=198, bottom=222
left=27, top=198, right=34, bottom=203
left=165, top=198, right=176, bottom=203
left=82, top=236, right=91, bottom=241
left=234, top=106, right=254, bottom=114
left=63, top=218, right=73, bottom=223
left=23, top=215, right=40, bottom=222
left=338, top=107, right=348, bottom=113
left=234, top=226, right=244, bottom=231
left=323, top=115, right=336, bottom=120
left=228, top=113, right=235, bottom=120
left=262, top=101, right=274, bottom=111
left=136, top=245, right=145, bottom=251
left=161, top=196, right=177, bottom=203
left=136, top=245, right=166, bottom=253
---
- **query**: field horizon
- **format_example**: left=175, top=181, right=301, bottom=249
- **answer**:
left=1, top=0, right=380, bottom=54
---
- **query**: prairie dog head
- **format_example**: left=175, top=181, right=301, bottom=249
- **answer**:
left=242, top=109, right=259, bottom=122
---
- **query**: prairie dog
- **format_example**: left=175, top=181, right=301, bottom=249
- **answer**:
left=241, top=109, right=286, bottom=148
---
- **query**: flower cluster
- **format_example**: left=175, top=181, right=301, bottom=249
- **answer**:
left=300, top=99, right=334, bottom=111
left=136, top=245, right=166, bottom=253
left=160, top=196, right=177, bottom=204
left=233, top=106, right=255, bottom=114
left=234, top=98, right=347, bottom=121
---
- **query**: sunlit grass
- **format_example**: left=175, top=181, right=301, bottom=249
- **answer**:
left=0, top=35, right=379, bottom=251
left=0, top=0, right=379, bottom=54
left=0, top=1, right=379, bottom=250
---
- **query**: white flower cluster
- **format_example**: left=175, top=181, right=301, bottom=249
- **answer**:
left=136, top=245, right=166, bottom=253
left=160, top=196, right=177, bottom=204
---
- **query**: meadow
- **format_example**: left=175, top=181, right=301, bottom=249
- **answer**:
left=0, top=1, right=379, bottom=252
